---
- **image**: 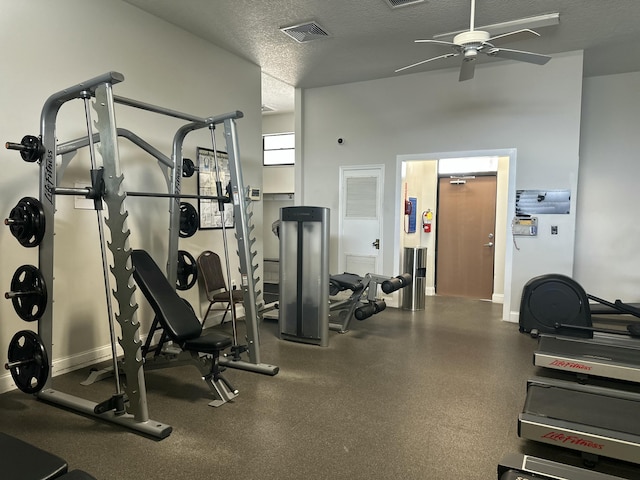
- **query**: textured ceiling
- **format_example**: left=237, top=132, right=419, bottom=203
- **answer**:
left=123, top=0, right=640, bottom=113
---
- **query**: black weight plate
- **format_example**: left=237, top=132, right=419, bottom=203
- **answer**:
left=10, top=265, right=47, bottom=322
left=182, top=158, right=195, bottom=178
left=176, top=250, right=198, bottom=290
left=179, top=202, right=198, bottom=238
left=7, top=330, right=49, bottom=393
left=19, top=135, right=44, bottom=163
left=7, top=197, right=45, bottom=248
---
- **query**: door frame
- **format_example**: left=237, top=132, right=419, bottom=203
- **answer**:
left=394, top=149, right=517, bottom=321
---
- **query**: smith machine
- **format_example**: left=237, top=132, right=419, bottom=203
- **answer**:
left=3, top=72, right=278, bottom=439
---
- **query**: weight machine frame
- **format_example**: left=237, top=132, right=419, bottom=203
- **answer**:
left=31, top=71, right=276, bottom=439
left=328, top=273, right=407, bottom=333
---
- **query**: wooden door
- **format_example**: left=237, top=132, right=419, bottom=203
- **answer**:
left=436, top=175, right=496, bottom=299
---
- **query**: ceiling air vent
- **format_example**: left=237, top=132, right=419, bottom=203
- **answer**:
left=280, top=22, right=329, bottom=43
left=384, top=0, right=425, bottom=8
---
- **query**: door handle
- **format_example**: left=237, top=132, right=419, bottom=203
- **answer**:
left=372, top=239, right=380, bottom=249
left=484, top=233, right=494, bottom=247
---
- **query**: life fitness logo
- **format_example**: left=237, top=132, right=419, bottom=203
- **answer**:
left=542, top=431, right=604, bottom=450
left=550, top=359, right=592, bottom=371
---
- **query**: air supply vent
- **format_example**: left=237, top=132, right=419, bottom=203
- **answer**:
left=280, top=22, right=329, bottom=43
left=384, top=0, right=425, bottom=9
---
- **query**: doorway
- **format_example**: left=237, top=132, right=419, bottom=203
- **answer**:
left=394, top=150, right=515, bottom=319
left=436, top=175, right=497, bottom=299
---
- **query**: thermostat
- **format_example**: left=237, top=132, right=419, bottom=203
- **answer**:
left=247, top=186, right=261, bottom=201
left=512, top=216, right=538, bottom=236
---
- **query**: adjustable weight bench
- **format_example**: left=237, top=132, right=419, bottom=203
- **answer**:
left=0, top=432, right=96, bottom=479
left=329, top=272, right=412, bottom=333
left=131, top=249, right=238, bottom=407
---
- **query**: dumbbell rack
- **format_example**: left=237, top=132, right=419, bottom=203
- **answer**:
left=7, top=71, right=277, bottom=438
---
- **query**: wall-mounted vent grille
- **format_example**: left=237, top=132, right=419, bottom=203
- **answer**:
left=280, top=22, right=329, bottom=43
left=384, top=0, right=425, bottom=8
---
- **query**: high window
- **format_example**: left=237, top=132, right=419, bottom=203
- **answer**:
left=263, top=132, right=295, bottom=166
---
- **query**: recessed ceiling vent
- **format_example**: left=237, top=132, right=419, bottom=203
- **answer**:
left=384, top=0, right=425, bottom=9
left=280, top=22, right=329, bottom=43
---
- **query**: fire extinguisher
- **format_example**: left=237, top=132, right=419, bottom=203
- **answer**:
left=422, top=209, right=432, bottom=233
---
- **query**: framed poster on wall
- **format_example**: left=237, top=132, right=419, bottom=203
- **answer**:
left=197, top=147, right=234, bottom=229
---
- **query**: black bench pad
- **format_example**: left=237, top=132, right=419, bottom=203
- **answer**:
left=330, top=273, right=364, bottom=293
left=183, top=332, right=232, bottom=354
left=0, top=432, right=67, bottom=480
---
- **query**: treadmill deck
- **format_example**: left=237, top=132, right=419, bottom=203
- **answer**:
left=535, top=335, right=640, bottom=382
left=519, top=376, right=640, bottom=464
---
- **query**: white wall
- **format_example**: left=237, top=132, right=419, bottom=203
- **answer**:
left=574, top=71, right=640, bottom=302
left=400, top=160, right=438, bottom=294
left=263, top=113, right=295, bottom=134
left=261, top=112, right=295, bottom=260
left=0, top=0, right=262, bottom=392
left=299, top=52, right=584, bottom=318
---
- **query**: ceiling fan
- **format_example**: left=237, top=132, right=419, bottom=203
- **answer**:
left=395, top=0, right=552, bottom=81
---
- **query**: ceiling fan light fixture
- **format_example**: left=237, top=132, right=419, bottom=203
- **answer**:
left=454, top=30, right=490, bottom=46
left=464, top=49, right=478, bottom=60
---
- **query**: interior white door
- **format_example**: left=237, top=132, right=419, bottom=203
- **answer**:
left=339, top=166, right=384, bottom=276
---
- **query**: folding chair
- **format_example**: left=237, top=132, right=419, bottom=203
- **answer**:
left=197, top=250, right=244, bottom=324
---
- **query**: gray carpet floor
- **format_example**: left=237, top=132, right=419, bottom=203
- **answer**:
left=1, top=296, right=640, bottom=479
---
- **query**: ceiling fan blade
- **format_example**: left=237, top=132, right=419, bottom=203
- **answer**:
left=415, top=39, right=460, bottom=48
left=459, top=57, right=476, bottom=81
left=487, top=28, right=540, bottom=46
left=395, top=53, right=458, bottom=73
left=486, top=47, right=551, bottom=65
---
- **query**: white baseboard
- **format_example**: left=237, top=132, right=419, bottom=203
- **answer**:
left=0, top=343, right=116, bottom=395
left=0, top=330, right=162, bottom=395
left=0, top=372, right=16, bottom=394
left=491, top=293, right=504, bottom=304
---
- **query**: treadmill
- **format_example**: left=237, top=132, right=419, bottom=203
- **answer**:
left=498, top=453, right=628, bottom=479
left=519, top=376, right=640, bottom=464
left=520, top=273, right=640, bottom=382
left=534, top=334, right=640, bottom=383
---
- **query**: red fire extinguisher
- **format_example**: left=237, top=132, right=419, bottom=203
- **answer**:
left=422, top=209, right=432, bottom=233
